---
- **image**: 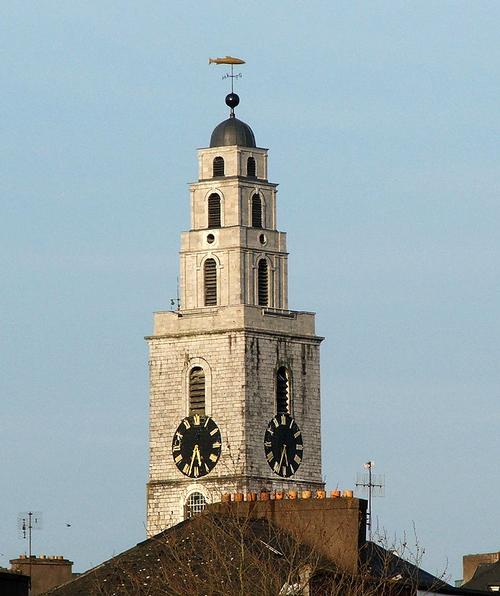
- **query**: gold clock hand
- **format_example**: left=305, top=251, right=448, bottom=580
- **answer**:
left=188, top=445, right=198, bottom=476
left=195, top=444, right=202, bottom=466
left=278, top=444, right=287, bottom=469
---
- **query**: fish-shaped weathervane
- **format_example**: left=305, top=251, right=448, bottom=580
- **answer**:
left=209, top=56, right=246, bottom=65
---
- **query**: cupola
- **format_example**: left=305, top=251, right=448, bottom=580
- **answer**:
left=209, top=93, right=256, bottom=148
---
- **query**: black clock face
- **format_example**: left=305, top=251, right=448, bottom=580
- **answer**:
left=264, top=413, right=303, bottom=477
left=172, top=415, right=222, bottom=478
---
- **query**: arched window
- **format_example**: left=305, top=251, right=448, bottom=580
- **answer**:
left=185, top=492, right=207, bottom=519
left=208, top=193, right=221, bottom=228
left=189, top=367, right=205, bottom=415
left=276, top=366, right=290, bottom=414
left=251, top=194, right=263, bottom=228
left=247, top=156, right=256, bottom=178
left=204, top=258, right=217, bottom=306
left=257, top=259, right=269, bottom=306
left=213, top=156, right=224, bottom=177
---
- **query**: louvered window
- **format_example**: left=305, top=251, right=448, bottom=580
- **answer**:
left=252, top=194, right=263, bottom=228
left=189, top=367, right=205, bottom=415
left=208, top=194, right=221, bottom=228
left=258, top=259, right=269, bottom=306
left=213, top=156, right=224, bottom=177
left=204, top=258, right=217, bottom=306
left=247, top=156, right=256, bottom=177
left=276, top=367, right=290, bottom=414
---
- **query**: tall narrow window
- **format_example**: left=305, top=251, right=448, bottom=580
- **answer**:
left=213, top=156, right=224, bottom=177
left=185, top=492, right=207, bottom=519
left=247, top=156, right=256, bottom=177
left=258, top=259, right=269, bottom=306
left=252, top=194, right=263, bottom=228
left=276, top=367, right=290, bottom=414
left=208, top=194, right=221, bottom=228
left=189, top=367, right=205, bottom=415
left=204, top=258, right=217, bottom=306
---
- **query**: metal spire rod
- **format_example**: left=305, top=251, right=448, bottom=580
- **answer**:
left=208, top=55, right=245, bottom=94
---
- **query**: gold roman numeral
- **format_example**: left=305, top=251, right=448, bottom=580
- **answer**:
left=183, top=419, right=191, bottom=429
left=183, top=464, right=190, bottom=474
left=294, top=454, right=301, bottom=464
left=212, top=441, right=221, bottom=449
left=174, top=454, right=182, bottom=463
left=210, top=428, right=218, bottom=436
left=294, top=431, right=301, bottom=438
left=193, top=415, right=200, bottom=426
left=266, top=452, right=274, bottom=462
left=209, top=453, right=218, bottom=462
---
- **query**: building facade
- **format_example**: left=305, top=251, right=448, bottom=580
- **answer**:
left=146, top=92, right=324, bottom=534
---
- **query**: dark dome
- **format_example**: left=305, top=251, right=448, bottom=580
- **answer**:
left=210, top=116, right=256, bottom=148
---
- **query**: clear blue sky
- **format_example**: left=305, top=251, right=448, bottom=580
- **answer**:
left=1, top=1, right=499, bottom=582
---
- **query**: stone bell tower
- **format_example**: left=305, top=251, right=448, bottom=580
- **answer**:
left=146, top=91, right=324, bottom=535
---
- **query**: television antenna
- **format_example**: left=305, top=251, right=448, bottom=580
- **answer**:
left=355, top=461, right=384, bottom=540
left=18, top=511, right=43, bottom=585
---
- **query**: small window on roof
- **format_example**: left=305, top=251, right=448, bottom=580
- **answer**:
left=185, top=492, right=207, bottom=519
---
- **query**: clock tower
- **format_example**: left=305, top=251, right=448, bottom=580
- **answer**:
left=146, top=91, right=324, bottom=535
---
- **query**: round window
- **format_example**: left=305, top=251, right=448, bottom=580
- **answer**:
left=259, top=233, right=267, bottom=245
left=207, top=234, right=215, bottom=244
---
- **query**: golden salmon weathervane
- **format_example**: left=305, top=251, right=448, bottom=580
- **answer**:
left=209, top=55, right=246, bottom=94
left=208, top=56, right=245, bottom=65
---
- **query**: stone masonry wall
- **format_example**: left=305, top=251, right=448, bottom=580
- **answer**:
left=147, top=326, right=323, bottom=535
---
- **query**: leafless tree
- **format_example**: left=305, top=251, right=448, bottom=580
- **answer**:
left=75, top=509, right=449, bottom=596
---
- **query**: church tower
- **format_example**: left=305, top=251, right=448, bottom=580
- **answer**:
left=146, top=90, right=324, bottom=534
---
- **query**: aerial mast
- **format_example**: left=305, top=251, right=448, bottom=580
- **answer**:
left=355, top=461, right=384, bottom=540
